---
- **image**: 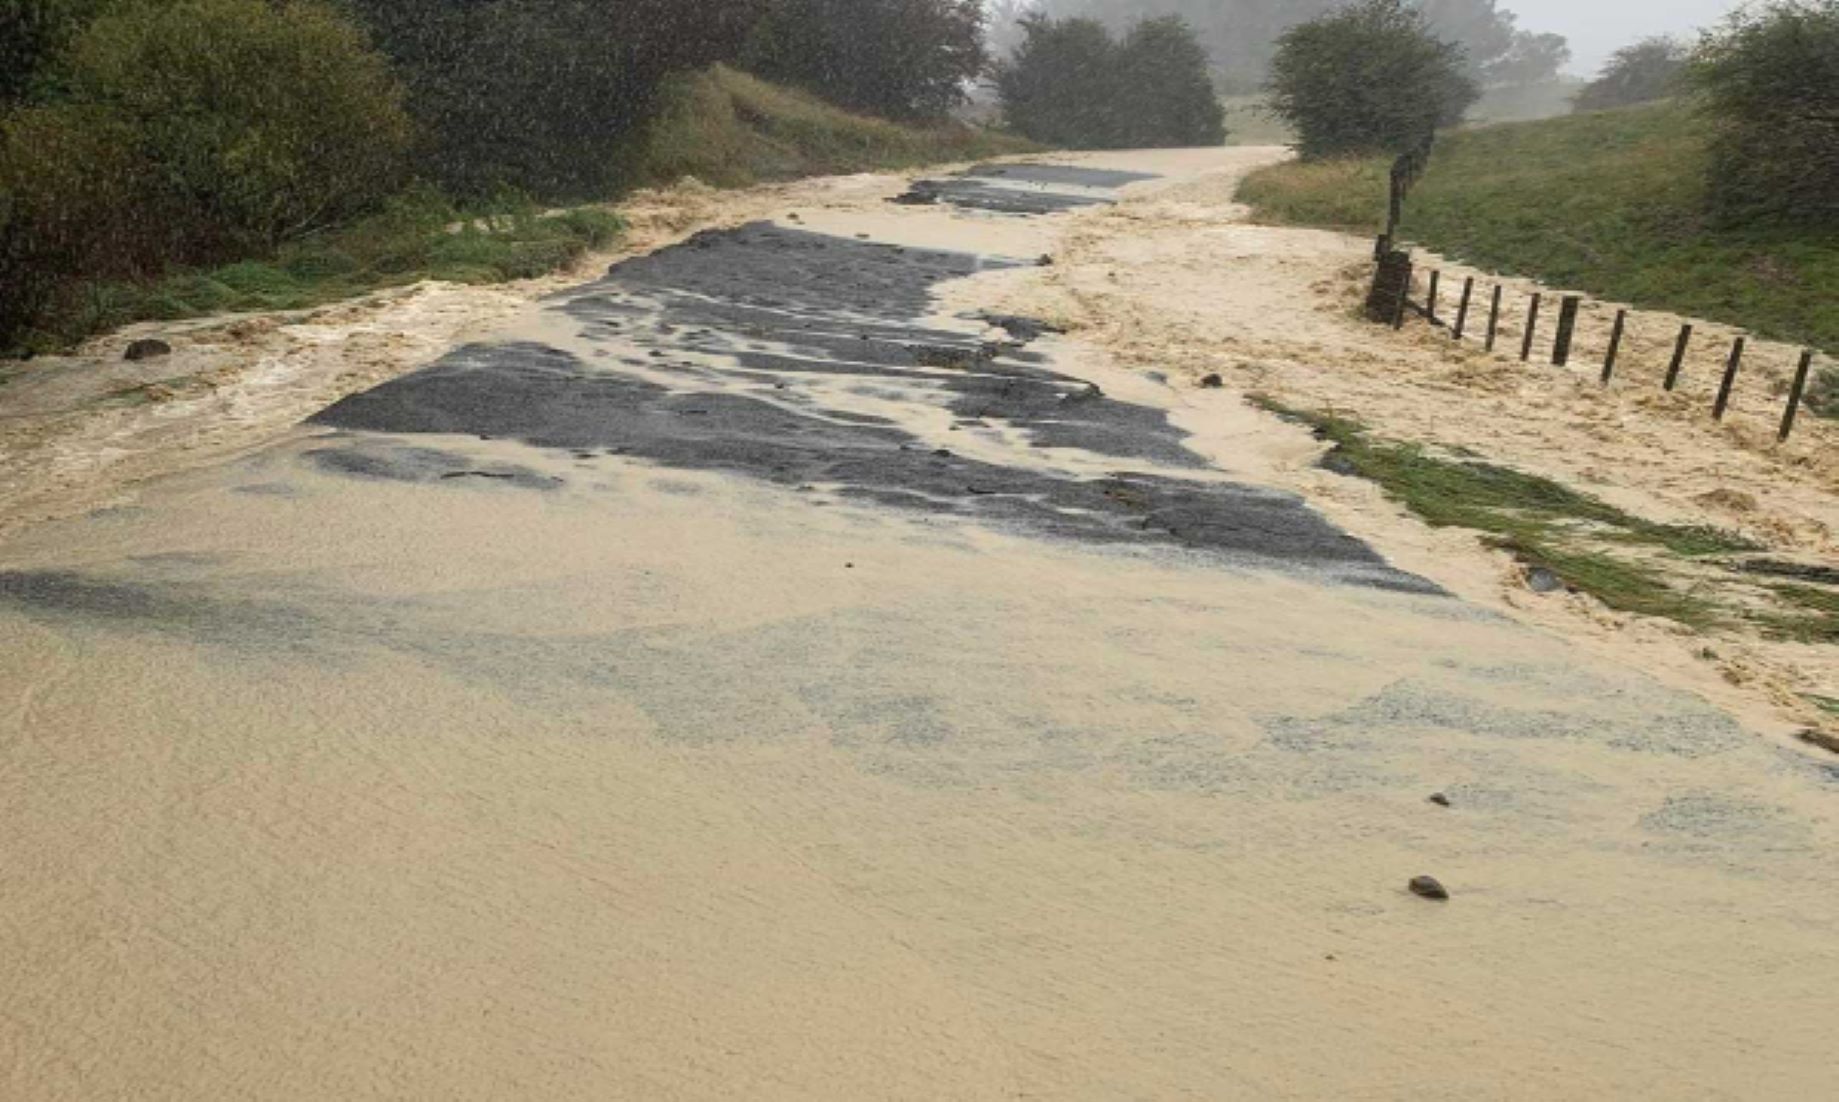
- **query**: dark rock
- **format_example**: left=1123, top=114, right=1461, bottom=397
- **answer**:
left=1796, top=729, right=1839, bottom=756
left=1525, top=567, right=1565, bottom=594
left=1198, top=374, right=1224, bottom=389
left=124, top=339, right=171, bottom=362
left=1319, top=448, right=1360, bottom=478
left=1409, top=876, right=1450, bottom=901
left=1037, top=254, right=1055, bottom=267
left=1428, top=793, right=1452, bottom=808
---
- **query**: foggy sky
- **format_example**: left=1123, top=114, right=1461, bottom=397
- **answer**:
left=1507, top=0, right=1747, bottom=75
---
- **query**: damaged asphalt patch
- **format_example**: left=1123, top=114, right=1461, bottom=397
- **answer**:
left=311, top=222, right=1433, bottom=592
left=892, top=162, right=1159, bottom=214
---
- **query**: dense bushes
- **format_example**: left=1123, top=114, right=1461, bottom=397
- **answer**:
left=68, top=0, right=410, bottom=249
left=997, top=14, right=1225, bottom=148
left=743, top=0, right=986, bottom=120
left=1, top=0, right=410, bottom=349
left=1691, top=1, right=1839, bottom=227
left=1267, top=0, right=1479, bottom=158
left=1573, top=37, right=1687, bottom=113
left=0, top=0, right=110, bottom=103
left=344, top=0, right=765, bottom=198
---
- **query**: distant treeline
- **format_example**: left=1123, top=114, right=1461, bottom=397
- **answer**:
left=1007, top=0, right=1569, bottom=93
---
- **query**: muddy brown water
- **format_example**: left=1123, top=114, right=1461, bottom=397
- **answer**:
left=2, top=157, right=1836, bottom=1100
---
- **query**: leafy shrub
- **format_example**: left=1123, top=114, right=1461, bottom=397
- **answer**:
left=0, top=0, right=411, bottom=350
left=0, top=103, right=164, bottom=348
left=63, top=0, right=410, bottom=253
left=0, top=0, right=111, bottom=104
left=997, top=17, right=1123, bottom=147
left=1691, top=1, right=1839, bottom=227
left=1573, top=37, right=1688, bottom=113
left=1116, top=16, right=1228, bottom=148
left=1266, top=0, right=1478, bottom=159
left=346, top=0, right=764, bottom=198
left=997, top=14, right=1225, bottom=149
left=742, top=0, right=987, bottom=121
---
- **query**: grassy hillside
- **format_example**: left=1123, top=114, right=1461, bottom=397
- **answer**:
left=1237, top=101, right=1839, bottom=354
left=10, top=67, right=1029, bottom=356
left=636, top=66, right=1032, bottom=188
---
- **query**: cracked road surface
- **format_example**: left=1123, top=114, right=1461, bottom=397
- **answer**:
left=2, top=152, right=1836, bottom=1100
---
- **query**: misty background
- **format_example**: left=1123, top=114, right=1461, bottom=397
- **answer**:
left=1514, top=0, right=1744, bottom=72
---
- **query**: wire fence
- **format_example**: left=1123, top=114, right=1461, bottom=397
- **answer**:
left=1362, top=138, right=1826, bottom=442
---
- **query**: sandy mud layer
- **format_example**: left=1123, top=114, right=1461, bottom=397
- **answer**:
left=3, top=157, right=1838, bottom=1100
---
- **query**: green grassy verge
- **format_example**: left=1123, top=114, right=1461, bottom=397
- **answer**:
left=33, top=194, right=623, bottom=351
left=1236, top=101, right=1839, bottom=357
left=1255, top=397, right=1753, bottom=627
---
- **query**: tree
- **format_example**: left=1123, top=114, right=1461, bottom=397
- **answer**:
left=1417, top=0, right=1567, bottom=86
left=997, top=13, right=1224, bottom=148
left=743, top=0, right=987, bottom=120
left=345, top=0, right=767, bottom=197
left=1691, top=0, right=1839, bottom=226
left=1572, top=37, right=1687, bottom=113
left=0, top=0, right=113, bottom=104
left=1266, top=0, right=1478, bottom=159
left=1116, top=16, right=1227, bottom=147
left=1025, top=0, right=1568, bottom=93
left=997, top=15, right=1125, bottom=145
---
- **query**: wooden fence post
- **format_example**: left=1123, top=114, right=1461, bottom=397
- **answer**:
left=1485, top=285, right=1503, bottom=352
left=1552, top=295, right=1582, bottom=366
left=1601, top=310, right=1627, bottom=386
left=1392, top=270, right=1411, bottom=330
left=1664, top=324, right=1693, bottom=391
left=1713, top=337, right=1745, bottom=420
left=1453, top=277, right=1475, bottom=341
left=1780, top=349, right=1815, bottom=442
left=1520, top=293, right=1542, bottom=362
left=1426, top=270, right=1441, bottom=324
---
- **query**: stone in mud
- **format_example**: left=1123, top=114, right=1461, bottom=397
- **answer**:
left=1318, top=449, right=1360, bottom=478
left=1199, top=374, right=1224, bottom=389
left=124, top=339, right=172, bottom=362
left=1526, top=567, right=1566, bottom=594
left=1409, top=876, right=1450, bottom=901
left=1428, top=793, right=1452, bottom=808
left=979, top=314, right=1063, bottom=343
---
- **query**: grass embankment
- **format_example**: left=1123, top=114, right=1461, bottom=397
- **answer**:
left=1260, top=397, right=1839, bottom=657
left=39, top=197, right=625, bottom=350
left=18, top=66, right=1029, bottom=355
left=1254, top=397, right=1754, bottom=627
left=639, top=65, right=1033, bottom=187
left=1237, top=101, right=1839, bottom=356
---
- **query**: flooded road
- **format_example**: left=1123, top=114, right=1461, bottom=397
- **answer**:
left=3, top=153, right=1836, bottom=1099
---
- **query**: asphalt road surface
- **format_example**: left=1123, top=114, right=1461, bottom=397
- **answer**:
left=2, top=155, right=1835, bottom=1100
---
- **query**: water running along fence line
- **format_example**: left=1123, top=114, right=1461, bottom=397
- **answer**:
left=1362, top=140, right=1825, bottom=443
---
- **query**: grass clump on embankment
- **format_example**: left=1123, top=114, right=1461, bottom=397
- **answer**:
left=636, top=66, right=1032, bottom=188
left=27, top=194, right=623, bottom=353
left=1254, top=397, right=1754, bottom=627
left=1237, top=101, right=1839, bottom=356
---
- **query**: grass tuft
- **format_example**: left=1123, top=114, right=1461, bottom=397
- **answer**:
left=1256, top=396, right=1740, bottom=626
